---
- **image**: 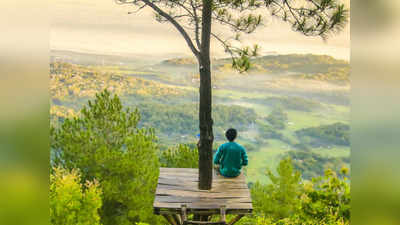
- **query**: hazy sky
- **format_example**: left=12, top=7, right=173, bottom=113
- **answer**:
left=51, top=0, right=350, bottom=60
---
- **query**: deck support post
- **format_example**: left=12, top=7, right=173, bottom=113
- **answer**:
left=163, top=214, right=179, bottom=225
left=220, top=205, right=226, bottom=223
left=173, top=214, right=182, bottom=225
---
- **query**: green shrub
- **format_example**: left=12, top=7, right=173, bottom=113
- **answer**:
left=50, top=167, right=102, bottom=225
left=250, top=158, right=350, bottom=225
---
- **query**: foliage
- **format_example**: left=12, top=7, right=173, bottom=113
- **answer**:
left=252, top=158, right=302, bottom=219
left=300, top=169, right=350, bottom=223
left=50, top=167, right=102, bottom=225
left=136, top=102, right=257, bottom=139
left=117, top=0, right=348, bottom=72
left=284, top=150, right=350, bottom=180
left=50, top=62, right=183, bottom=100
left=266, top=107, right=288, bottom=130
left=160, top=144, right=199, bottom=168
left=296, top=122, right=350, bottom=146
left=250, top=158, right=350, bottom=225
left=51, top=90, right=160, bottom=225
left=50, top=105, right=79, bottom=126
left=265, top=0, right=348, bottom=39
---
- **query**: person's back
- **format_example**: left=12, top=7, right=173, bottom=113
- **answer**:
left=213, top=128, right=248, bottom=177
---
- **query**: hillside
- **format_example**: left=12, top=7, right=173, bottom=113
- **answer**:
left=50, top=52, right=350, bottom=183
left=50, top=62, right=184, bottom=100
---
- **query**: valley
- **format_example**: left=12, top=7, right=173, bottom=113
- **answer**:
left=50, top=50, right=350, bottom=183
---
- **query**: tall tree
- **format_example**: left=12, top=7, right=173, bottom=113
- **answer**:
left=116, top=0, right=348, bottom=190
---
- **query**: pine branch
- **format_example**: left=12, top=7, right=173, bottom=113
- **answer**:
left=141, top=0, right=200, bottom=58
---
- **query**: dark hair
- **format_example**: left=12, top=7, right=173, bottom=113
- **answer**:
left=225, top=128, right=237, bottom=142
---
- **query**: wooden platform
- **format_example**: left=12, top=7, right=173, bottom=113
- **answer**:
left=154, top=168, right=253, bottom=215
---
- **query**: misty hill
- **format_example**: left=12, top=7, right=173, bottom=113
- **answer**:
left=160, top=54, right=350, bottom=84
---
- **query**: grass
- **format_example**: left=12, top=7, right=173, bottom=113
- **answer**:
left=246, top=139, right=291, bottom=184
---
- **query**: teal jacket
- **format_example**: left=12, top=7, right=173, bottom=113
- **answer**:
left=213, top=142, right=248, bottom=177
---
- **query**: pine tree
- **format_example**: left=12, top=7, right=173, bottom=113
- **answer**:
left=116, top=0, right=348, bottom=190
left=51, top=90, right=160, bottom=225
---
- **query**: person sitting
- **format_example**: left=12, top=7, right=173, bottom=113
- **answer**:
left=213, top=128, right=248, bottom=177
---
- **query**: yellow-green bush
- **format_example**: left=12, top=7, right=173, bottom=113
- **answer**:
left=50, top=167, right=102, bottom=225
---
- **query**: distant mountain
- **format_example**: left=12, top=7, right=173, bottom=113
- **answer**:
left=50, top=49, right=186, bottom=68
left=160, top=54, right=350, bottom=84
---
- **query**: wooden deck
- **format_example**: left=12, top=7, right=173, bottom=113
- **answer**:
left=154, top=168, right=253, bottom=215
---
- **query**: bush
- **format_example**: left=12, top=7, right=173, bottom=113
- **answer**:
left=250, top=158, right=350, bottom=225
left=50, top=167, right=102, bottom=225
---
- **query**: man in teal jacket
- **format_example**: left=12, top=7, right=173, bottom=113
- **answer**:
left=213, top=128, right=248, bottom=177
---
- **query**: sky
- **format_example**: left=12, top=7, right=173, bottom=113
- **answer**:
left=51, top=0, right=350, bottom=61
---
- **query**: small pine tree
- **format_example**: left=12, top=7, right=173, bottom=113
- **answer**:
left=50, top=167, right=102, bottom=225
left=252, top=157, right=302, bottom=220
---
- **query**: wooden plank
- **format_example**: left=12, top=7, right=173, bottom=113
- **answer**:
left=156, top=184, right=249, bottom=192
left=154, top=202, right=252, bottom=211
left=156, top=189, right=250, bottom=198
left=158, top=175, right=246, bottom=183
left=155, top=196, right=252, bottom=204
left=156, top=186, right=250, bottom=194
left=158, top=178, right=246, bottom=187
left=154, top=202, right=253, bottom=210
left=159, top=173, right=245, bottom=182
left=156, top=183, right=250, bottom=190
left=159, top=168, right=245, bottom=180
left=158, top=176, right=245, bottom=182
left=160, top=175, right=199, bottom=181
left=160, top=168, right=198, bottom=173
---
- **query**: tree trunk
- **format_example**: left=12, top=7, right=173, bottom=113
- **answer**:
left=198, top=0, right=213, bottom=190
left=198, top=60, right=213, bottom=190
